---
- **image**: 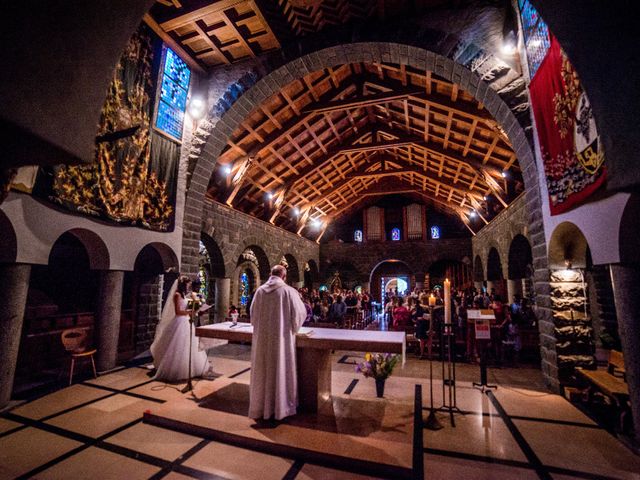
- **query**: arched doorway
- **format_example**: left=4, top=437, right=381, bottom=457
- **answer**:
left=508, top=234, right=533, bottom=302
left=17, top=230, right=106, bottom=392
left=369, top=260, right=414, bottom=304
left=486, top=247, right=505, bottom=299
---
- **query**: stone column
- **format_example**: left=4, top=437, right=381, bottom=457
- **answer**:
left=507, top=279, right=523, bottom=304
left=215, top=277, right=231, bottom=322
left=0, top=263, right=31, bottom=409
left=135, top=274, right=163, bottom=353
left=610, top=264, right=640, bottom=444
left=95, top=270, right=124, bottom=372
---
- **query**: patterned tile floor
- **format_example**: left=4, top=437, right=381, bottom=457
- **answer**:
left=1, top=345, right=639, bottom=480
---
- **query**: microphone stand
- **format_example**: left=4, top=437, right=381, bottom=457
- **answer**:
left=424, top=305, right=443, bottom=430
left=181, top=306, right=195, bottom=394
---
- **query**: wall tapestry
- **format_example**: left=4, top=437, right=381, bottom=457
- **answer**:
left=35, top=25, right=179, bottom=231
left=529, top=36, right=606, bottom=215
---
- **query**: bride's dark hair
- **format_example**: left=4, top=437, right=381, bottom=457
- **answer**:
left=176, top=276, right=191, bottom=297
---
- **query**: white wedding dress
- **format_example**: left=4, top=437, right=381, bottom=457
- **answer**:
left=150, top=291, right=210, bottom=382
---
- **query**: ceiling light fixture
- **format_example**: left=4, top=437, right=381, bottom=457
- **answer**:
left=223, top=165, right=232, bottom=175
left=501, top=171, right=508, bottom=178
left=187, top=96, right=206, bottom=120
left=293, top=207, right=300, bottom=216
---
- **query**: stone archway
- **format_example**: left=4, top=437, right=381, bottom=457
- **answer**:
left=181, top=40, right=552, bottom=387
left=181, top=42, right=541, bottom=277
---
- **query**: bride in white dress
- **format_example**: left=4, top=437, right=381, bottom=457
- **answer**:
left=150, top=276, right=210, bottom=381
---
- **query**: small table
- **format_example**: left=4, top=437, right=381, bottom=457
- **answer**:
left=197, top=322, right=406, bottom=412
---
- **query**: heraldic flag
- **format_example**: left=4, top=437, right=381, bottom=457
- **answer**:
left=529, top=35, right=606, bottom=215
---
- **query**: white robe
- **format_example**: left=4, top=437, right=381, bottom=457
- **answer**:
left=248, top=275, right=306, bottom=420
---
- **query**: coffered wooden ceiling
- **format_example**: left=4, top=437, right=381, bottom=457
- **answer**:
left=147, top=0, right=453, bottom=69
left=146, top=0, right=522, bottom=235
left=207, top=61, right=522, bottom=233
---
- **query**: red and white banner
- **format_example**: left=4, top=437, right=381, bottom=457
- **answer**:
left=529, top=36, right=606, bottom=215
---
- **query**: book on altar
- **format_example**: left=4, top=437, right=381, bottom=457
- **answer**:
left=297, top=327, right=314, bottom=336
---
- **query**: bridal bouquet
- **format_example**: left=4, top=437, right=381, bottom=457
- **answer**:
left=356, top=353, right=399, bottom=380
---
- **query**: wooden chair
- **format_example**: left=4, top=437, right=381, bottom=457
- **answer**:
left=608, top=350, right=626, bottom=380
left=61, top=328, right=97, bottom=385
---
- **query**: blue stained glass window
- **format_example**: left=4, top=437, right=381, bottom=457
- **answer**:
left=391, top=228, right=401, bottom=241
left=240, top=272, right=250, bottom=307
left=354, top=229, right=363, bottom=242
left=430, top=226, right=440, bottom=239
left=155, top=48, right=191, bottom=140
left=518, top=0, right=551, bottom=78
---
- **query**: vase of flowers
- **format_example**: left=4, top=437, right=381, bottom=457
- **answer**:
left=356, top=353, right=399, bottom=398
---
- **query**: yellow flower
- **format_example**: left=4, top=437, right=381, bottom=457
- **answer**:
left=365, top=353, right=372, bottom=361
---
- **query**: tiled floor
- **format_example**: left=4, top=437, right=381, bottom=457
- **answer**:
left=0, top=346, right=638, bottom=480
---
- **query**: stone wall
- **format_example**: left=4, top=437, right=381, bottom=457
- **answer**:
left=472, top=193, right=530, bottom=279
left=135, top=274, right=163, bottom=353
left=320, top=238, right=472, bottom=282
left=200, top=199, right=320, bottom=282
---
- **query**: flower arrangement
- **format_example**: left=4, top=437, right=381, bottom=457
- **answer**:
left=356, top=353, right=399, bottom=380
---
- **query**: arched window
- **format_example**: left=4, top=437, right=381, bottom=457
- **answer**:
left=354, top=229, right=363, bottom=242
left=391, top=228, right=401, bottom=241
left=430, top=226, right=440, bottom=239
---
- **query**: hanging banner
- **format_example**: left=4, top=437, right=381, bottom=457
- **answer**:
left=529, top=36, right=606, bottom=215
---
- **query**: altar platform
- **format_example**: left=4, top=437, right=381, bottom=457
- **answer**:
left=143, top=376, right=417, bottom=479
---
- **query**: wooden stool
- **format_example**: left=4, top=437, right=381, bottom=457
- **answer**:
left=61, top=328, right=97, bottom=385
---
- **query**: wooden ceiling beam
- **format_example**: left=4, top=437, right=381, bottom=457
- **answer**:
left=303, top=87, right=424, bottom=114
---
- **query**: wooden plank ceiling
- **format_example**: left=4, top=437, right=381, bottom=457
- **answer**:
left=207, top=61, right=522, bottom=232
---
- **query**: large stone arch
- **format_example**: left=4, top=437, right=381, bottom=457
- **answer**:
left=181, top=41, right=540, bottom=277
left=182, top=38, right=553, bottom=387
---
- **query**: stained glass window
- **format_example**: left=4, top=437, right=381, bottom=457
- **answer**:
left=198, top=241, right=209, bottom=299
left=391, top=228, right=401, bottom=241
left=155, top=47, right=191, bottom=140
left=239, top=272, right=250, bottom=307
left=354, top=229, right=363, bottom=242
left=430, top=226, right=441, bottom=239
left=518, top=0, right=551, bottom=78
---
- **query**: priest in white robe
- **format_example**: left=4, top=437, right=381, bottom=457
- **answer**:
left=248, top=264, right=307, bottom=420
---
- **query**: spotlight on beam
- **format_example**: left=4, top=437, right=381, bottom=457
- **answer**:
left=470, top=210, right=477, bottom=218
left=311, top=218, right=322, bottom=229
left=267, top=192, right=274, bottom=200
left=501, top=171, right=508, bottom=178
left=223, top=165, right=232, bottom=175
left=293, top=207, right=300, bottom=216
